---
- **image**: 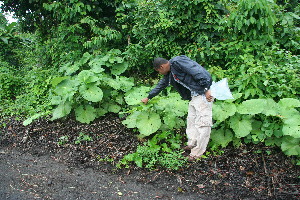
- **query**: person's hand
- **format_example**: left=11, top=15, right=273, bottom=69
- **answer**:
left=205, top=90, right=213, bottom=102
left=141, top=98, right=149, bottom=104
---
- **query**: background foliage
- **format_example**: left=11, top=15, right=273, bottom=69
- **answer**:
left=1, top=0, right=299, bottom=168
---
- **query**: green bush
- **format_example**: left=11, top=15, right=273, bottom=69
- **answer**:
left=0, top=60, right=24, bottom=101
left=118, top=131, right=188, bottom=170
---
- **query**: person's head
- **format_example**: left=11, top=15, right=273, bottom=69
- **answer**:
left=153, top=57, right=170, bottom=75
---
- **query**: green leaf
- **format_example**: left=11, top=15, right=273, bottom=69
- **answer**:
left=51, top=76, right=70, bottom=87
left=111, top=62, right=129, bottom=75
left=210, top=129, right=233, bottom=147
left=155, top=93, right=188, bottom=117
left=51, top=101, right=72, bottom=120
left=23, top=113, right=44, bottom=126
left=122, top=111, right=141, bottom=128
left=278, top=108, right=299, bottom=119
left=107, top=104, right=121, bottom=113
left=103, top=77, right=121, bottom=90
left=50, top=96, right=62, bottom=105
left=78, top=52, right=92, bottom=66
left=96, top=107, right=108, bottom=117
left=116, top=76, right=134, bottom=92
left=282, top=124, right=300, bottom=138
left=282, top=114, right=300, bottom=138
left=281, top=136, right=300, bottom=156
left=54, top=79, right=79, bottom=100
left=237, top=99, right=266, bottom=115
left=125, top=86, right=150, bottom=105
left=89, top=57, right=106, bottom=73
left=262, top=99, right=278, bottom=116
left=136, top=111, right=161, bottom=136
left=75, top=105, right=96, bottom=124
left=79, top=84, right=103, bottom=102
left=213, top=102, right=236, bottom=122
left=133, top=155, right=143, bottom=168
left=77, top=70, right=99, bottom=84
left=229, top=115, right=252, bottom=138
left=60, top=62, right=80, bottom=75
left=278, top=98, right=300, bottom=108
left=163, top=114, right=177, bottom=129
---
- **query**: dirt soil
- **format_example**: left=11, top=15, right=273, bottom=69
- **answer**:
left=0, top=114, right=299, bottom=200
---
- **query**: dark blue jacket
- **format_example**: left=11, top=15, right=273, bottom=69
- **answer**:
left=147, top=55, right=212, bottom=101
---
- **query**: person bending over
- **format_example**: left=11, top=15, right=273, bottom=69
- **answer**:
left=141, top=55, right=214, bottom=161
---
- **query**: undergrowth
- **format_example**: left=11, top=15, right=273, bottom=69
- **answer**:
left=117, top=131, right=188, bottom=170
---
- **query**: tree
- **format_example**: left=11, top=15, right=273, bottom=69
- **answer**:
left=0, top=0, right=118, bottom=35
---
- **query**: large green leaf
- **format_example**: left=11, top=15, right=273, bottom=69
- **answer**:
left=89, top=57, right=106, bottom=73
left=281, top=136, right=300, bottom=156
left=136, top=111, right=161, bottom=136
left=122, top=111, right=141, bottom=128
left=282, top=124, right=300, bottom=138
left=51, top=101, right=72, bottom=120
left=111, top=62, right=129, bottom=75
left=282, top=114, right=300, bottom=138
left=77, top=70, right=99, bottom=84
left=54, top=79, right=79, bottom=101
left=213, top=102, right=236, bottom=122
left=210, top=129, right=233, bottom=147
left=155, top=93, right=188, bottom=117
left=278, top=108, right=299, bottom=119
left=163, top=114, right=177, bottom=129
left=75, top=105, right=96, bottom=124
left=51, top=76, right=70, bottom=87
left=101, top=76, right=122, bottom=90
left=278, top=98, right=300, bottom=108
left=117, top=76, right=134, bottom=92
left=80, top=84, right=103, bottom=102
left=262, top=99, right=278, bottom=116
left=107, top=104, right=121, bottom=113
left=50, top=96, right=62, bottom=105
left=237, top=99, right=266, bottom=115
left=229, top=115, right=252, bottom=138
left=278, top=98, right=300, bottom=119
left=125, top=86, right=151, bottom=105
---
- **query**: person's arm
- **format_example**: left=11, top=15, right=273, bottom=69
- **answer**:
left=141, top=75, right=169, bottom=104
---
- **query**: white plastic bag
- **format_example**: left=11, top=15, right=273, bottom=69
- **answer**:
left=210, top=78, right=234, bottom=100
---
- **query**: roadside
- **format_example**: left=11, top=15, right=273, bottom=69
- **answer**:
left=0, top=146, right=202, bottom=200
left=0, top=115, right=299, bottom=200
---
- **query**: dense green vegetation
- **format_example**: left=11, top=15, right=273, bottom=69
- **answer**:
left=1, top=0, right=299, bottom=169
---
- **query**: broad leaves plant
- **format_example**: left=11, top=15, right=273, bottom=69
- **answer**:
left=50, top=50, right=133, bottom=123
left=122, top=86, right=188, bottom=137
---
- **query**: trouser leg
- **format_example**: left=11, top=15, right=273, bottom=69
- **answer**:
left=186, top=100, right=197, bottom=147
left=187, top=95, right=213, bottom=157
left=190, top=126, right=211, bottom=157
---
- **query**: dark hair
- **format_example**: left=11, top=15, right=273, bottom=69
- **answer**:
left=153, top=57, right=168, bottom=69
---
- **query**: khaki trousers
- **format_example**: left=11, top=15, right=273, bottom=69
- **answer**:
left=186, top=95, right=213, bottom=157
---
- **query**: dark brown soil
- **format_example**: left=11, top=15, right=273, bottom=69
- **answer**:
left=0, top=114, right=299, bottom=200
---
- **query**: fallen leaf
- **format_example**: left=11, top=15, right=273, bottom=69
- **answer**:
left=117, top=192, right=123, bottom=196
left=210, top=180, right=221, bottom=185
left=246, top=171, right=255, bottom=176
left=197, top=184, right=205, bottom=188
